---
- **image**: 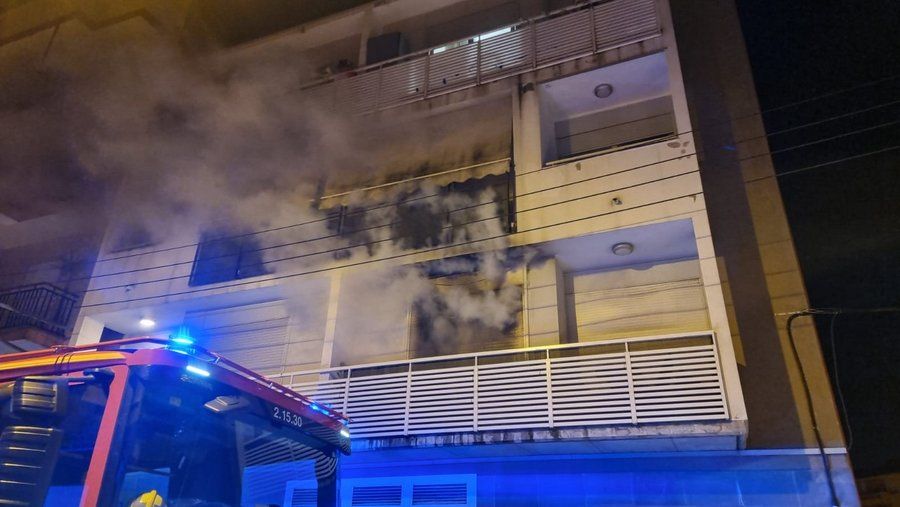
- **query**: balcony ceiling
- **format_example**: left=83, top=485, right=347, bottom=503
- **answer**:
left=536, top=219, right=698, bottom=273
left=540, top=52, right=671, bottom=119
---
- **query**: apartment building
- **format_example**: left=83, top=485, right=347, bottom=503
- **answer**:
left=1, top=0, right=858, bottom=504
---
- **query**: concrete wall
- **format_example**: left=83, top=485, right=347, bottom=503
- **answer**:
left=668, top=0, right=845, bottom=450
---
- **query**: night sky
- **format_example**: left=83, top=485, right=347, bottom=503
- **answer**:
left=736, top=0, right=900, bottom=476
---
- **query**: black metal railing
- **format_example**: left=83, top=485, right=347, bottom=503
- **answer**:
left=0, top=283, right=79, bottom=337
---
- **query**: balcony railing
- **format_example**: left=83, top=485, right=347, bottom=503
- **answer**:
left=0, top=283, right=79, bottom=337
left=303, top=0, right=661, bottom=115
left=272, top=332, right=729, bottom=439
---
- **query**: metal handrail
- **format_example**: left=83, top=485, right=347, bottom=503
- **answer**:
left=300, top=0, right=608, bottom=90
left=0, top=282, right=79, bottom=336
left=0, top=282, right=78, bottom=299
left=271, top=330, right=716, bottom=379
left=299, top=0, right=661, bottom=114
left=275, top=331, right=730, bottom=438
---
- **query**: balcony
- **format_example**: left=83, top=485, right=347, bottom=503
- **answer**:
left=0, top=283, right=78, bottom=352
left=274, top=332, right=732, bottom=440
left=303, top=0, right=661, bottom=115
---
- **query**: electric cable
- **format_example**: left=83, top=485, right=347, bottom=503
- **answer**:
left=76, top=143, right=898, bottom=308
left=782, top=307, right=900, bottom=507
left=74, top=126, right=900, bottom=294
left=2, top=71, right=897, bottom=277
left=785, top=310, right=841, bottom=507
left=5, top=99, right=899, bottom=287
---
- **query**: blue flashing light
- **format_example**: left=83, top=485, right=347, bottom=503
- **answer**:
left=171, top=336, right=194, bottom=346
left=170, top=326, right=194, bottom=347
left=185, top=365, right=210, bottom=377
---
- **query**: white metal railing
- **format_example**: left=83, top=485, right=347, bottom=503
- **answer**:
left=303, top=0, right=661, bottom=115
left=272, top=332, right=729, bottom=438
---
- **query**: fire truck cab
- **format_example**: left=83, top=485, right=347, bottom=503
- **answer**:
left=0, top=338, right=350, bottom=507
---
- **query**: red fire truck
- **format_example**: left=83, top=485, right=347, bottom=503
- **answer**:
left=0, top=337, right=350, bottom=506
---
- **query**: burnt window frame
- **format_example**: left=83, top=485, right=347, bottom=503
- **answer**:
left=188, top=232, right=270, bottom=287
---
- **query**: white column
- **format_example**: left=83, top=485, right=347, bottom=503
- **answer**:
left=513, top=72, right=543, bottom=174
left=71, top=315, right=104, bottom=345
left=357, top=5, right=375, bottom=66
left=525, top=257, right=568, bottom=347
left=319, top=271, right=343, bottom=368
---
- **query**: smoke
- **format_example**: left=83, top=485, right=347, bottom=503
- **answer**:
left=1, top=30, right=522, bottom=363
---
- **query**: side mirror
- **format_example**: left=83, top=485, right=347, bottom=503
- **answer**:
left=0, top=377, right=68, bottom=507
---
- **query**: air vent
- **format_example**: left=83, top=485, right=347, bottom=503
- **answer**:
left=342, top=475, right=475, bottom=507
left=283, top=479, right=318, bottom=507
left=351, top=485, right=403, bottom=506
left=289, top=487, right=317, bottom=507
left=412, top=483, right=468, bottom=505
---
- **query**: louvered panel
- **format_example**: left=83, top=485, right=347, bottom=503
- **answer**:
left=477, top=360, right=548, bottom=429
left=288, top=488, right=317, bottom=507
left=278, top=332, right=729, bottom=439
left=408, top=369, right=474, bottom=434
left=479, top=27, right=532, bottom=82
left=411, top=483, right=468, bottom=505
left=535, top=9, right=594, bottom=66
left=351, top=485, right=402, bottom=506
left=550, top=352, right=632, bottom=424
left=297, top=0, right=664, bottom=115
left=342, top=476, right=475, bottom=507
left=289, top=379, right=348, bottom=412
left=630, top=344, right=727, bottom=422
left=335, top=71, right=380, bottom=115
left=378, top=57, right=427, bottom=107
left=345, top=373, right=407, bottom=436
left=593, top=0, right=661, bottom=52
left=427, top=44, right=478, bottom=94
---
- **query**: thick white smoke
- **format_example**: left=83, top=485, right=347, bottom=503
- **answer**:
left=1, top=31, right=522, bottom=363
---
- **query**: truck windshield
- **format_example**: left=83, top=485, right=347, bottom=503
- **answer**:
left=104, top=365, right=338, bottom=507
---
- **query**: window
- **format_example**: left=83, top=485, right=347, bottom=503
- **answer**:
left=107, top=222, right=156, bottom=253
left=410, top=260, right=524, bottom=359
left=189, top=232, right=269, bottom=286
left=323, top=172, right=514, bottom=256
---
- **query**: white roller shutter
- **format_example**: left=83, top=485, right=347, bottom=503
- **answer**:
left=566, top=259, right=710, bottom=341
left=185, top=301, right=290, bottom=375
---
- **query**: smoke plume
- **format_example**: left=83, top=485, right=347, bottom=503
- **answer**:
left=0, top=31, right=522, bottom=364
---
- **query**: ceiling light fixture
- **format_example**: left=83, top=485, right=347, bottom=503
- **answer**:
left=138, top=317, right=156, bottom=329
left=593, top=83, right=614, bottom=98
left=611, top=242, right=634, bottom=256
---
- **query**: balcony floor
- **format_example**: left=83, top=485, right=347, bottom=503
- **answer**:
left=350, top=419, right=747, bottom=459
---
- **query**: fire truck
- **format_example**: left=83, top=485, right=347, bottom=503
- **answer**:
left=0, top=337, right=350, bottom=506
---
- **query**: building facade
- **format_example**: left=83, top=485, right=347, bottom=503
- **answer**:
left=2, top=0, right=858, bottom=504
